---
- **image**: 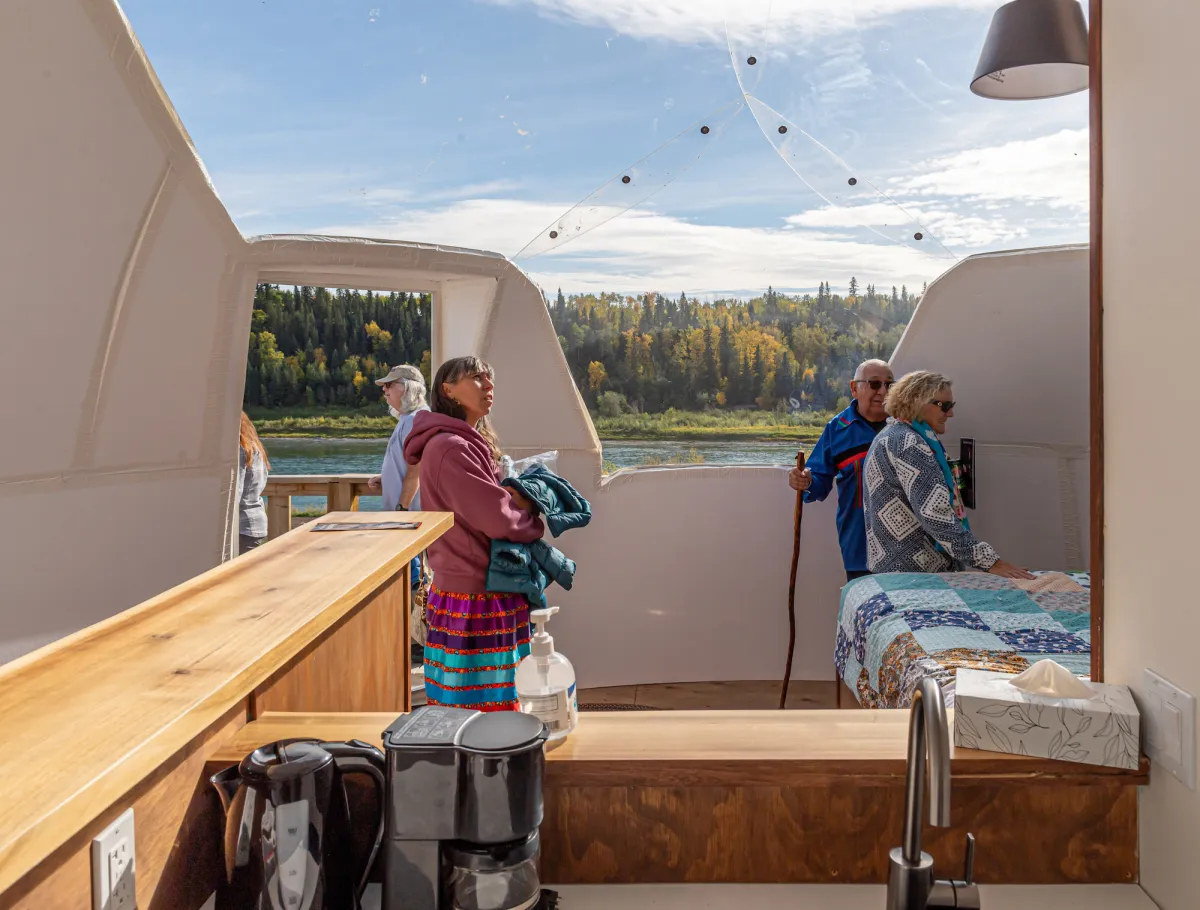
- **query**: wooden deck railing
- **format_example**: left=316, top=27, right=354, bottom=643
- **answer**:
left=262, top=474, right=381, bottom=539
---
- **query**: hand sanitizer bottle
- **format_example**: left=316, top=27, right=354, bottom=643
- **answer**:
left=515, top=606, right=577, bottom=741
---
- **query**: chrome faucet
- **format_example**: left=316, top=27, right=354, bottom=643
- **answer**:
left=886, top=678, right=980, bottom=910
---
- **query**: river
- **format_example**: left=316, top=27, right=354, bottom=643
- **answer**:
left=265, top=437, right=804, bottom=512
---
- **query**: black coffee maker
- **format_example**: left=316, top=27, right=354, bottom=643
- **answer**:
left=381, top=706, right=548, bottom=910
left=211, top=739, right=386, bottom=910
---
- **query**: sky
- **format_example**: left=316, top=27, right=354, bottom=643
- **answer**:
left=119, top=0, right=1090, bottom=298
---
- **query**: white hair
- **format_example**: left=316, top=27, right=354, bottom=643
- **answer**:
left=390, top=364, right=427, bottom=414
left=853, top=359, right=892, bottom=381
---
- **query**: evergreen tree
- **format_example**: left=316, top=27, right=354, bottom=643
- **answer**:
left=246, top=277, right=924, bottom=417
left=555, top=288, right=567, bottom=327
left=773, top=351, right=796, bottom=403
left=755, top=346, right=770, bottom=404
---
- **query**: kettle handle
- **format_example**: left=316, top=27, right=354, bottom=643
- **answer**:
left=321, top=739, right=388, bottom=900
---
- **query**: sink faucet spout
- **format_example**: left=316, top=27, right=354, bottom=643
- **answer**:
left=902, top=677, right=951, bottom=863
left=887, top=677, right=961, bottom=910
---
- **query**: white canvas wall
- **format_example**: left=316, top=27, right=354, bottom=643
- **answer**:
left=1103, top=1, right=1200, bottom=906
left=0, top=0, right=254, bottom=664
left=891, top=246, right=1091, bottom=572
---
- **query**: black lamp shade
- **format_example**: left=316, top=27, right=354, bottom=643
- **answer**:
left=971, top=0, right=1090, bottom=100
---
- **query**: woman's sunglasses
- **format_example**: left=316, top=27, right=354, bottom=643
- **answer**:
left=931, top=399, right=956, bottom=413
left=855, top=379, right=895, bottom=391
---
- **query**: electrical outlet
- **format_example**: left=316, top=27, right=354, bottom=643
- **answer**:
left=1142, top=670, right=1197, bottom=790
left=92, top=807, right=136, bottom=910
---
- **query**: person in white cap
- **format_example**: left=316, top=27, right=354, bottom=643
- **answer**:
left=368, top=364, right=429, bottom=512
left=370, top=364, right=431, bottom=664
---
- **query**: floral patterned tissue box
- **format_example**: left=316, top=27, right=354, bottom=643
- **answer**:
left=953, top=668, right=1141, bottom=770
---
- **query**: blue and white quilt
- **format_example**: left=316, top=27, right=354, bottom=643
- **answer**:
left=836, top=571, right=1091, bottom=708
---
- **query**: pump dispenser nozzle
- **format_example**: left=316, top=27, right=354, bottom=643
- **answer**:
left=529, top=606, right=559, bottom=658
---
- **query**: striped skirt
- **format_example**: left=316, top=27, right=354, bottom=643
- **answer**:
left=424, top=586, right=531, bottom=712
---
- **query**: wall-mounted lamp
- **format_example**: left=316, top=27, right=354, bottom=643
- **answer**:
left=971, top=0, right=1090, bottom=100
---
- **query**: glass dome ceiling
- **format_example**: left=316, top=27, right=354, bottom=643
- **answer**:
left=120, top=0, right=1089, bottom=298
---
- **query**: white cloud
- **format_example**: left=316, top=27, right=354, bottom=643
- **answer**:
left=786, top=202, right=1029, bottom=247
left=785, top=129, right=1088, bottom=248
left=211, top=172, right=523, bottom=214
left=890, top=128, right=1089, bottom=208
left=315, top=197, right=943, bottom=295
left=478, top=0, right=997, bottom=46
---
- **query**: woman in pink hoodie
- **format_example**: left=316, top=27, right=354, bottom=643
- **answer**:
left=403, top=356, right=545, bottom=711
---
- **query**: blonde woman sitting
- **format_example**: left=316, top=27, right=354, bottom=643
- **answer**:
left=863, top=371, right=1032, bottom=579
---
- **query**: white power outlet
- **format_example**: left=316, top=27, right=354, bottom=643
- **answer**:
left=91, top=807, right=137, bottom=910
left=1143, top=669, right=1197, bottom=790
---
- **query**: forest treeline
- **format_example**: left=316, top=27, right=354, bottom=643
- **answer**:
left=244, top=285, right=431, bottom=408
left=244, top=279, right=922, bottom=414
left=551, top=280, right=921, bottom=415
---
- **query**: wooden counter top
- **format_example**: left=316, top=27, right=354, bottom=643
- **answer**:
left=210, top=709, right=1149, bottom=787
left=0, top=511, right=450, bottom=897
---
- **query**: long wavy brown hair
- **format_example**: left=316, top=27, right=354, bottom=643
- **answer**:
left=239, top=412, right=271, bottom=470
left=430, top=356, right=502, bottom=463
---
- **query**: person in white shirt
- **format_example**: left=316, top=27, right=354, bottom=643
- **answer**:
left=235, top=411, right=270, bottom=554
left=369, top=364, right=430, bottom=511
left=369, top=364, right=431, bottom=661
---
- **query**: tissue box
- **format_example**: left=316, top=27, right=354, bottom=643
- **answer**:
left=953, top=668, right=1141, bottom=770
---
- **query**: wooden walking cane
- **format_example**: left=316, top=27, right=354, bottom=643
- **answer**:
left=779, top=450, right=807, bottom=710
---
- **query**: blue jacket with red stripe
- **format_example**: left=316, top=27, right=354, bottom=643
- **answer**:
left=802, top=402, right=883, bottom=573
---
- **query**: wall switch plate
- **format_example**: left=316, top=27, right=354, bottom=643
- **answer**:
left=1142, top=670, right=1196, bottom=790
left=91, top=807, right=136, bottom=910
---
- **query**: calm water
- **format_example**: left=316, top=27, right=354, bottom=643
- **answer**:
left=265, top=438, right=803, bottom=512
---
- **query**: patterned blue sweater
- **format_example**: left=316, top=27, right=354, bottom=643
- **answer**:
left=863, top=421, right=998, bottom=573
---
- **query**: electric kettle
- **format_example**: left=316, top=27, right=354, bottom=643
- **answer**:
left=210, top=738, right=386, bottom=910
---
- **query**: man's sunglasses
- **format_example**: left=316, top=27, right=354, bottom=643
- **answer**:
left=931, top=399, right=956, bottom=413
left=854, top=379, right=895, bottom=391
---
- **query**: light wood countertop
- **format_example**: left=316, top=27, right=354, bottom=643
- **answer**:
left=210, top=709, right=1150, bottom=787
left=0, top=511, right=451, bottom=897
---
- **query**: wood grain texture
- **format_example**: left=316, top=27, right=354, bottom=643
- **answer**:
left=539, top=783, right=1138, bottom=885
left=0, top=511, right=451, bottom=897
left=263, top=475, right=378, bottom=540
left=266, top=493, right=292, bottom=541
left=1089, top=0, right=1104, bottom=684
left=210, top=711, right=1148, bottom=788
left=253, top=575, right=411, bottom=714
left=206, top=711, right=1142, bottom=886
left=0, top=704, right=247, bottom=910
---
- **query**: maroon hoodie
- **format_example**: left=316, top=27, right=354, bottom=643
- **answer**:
left=404, top=410, right=544, bottom=594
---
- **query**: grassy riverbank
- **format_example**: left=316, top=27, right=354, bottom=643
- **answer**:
left=249, top=406, right=832, bottom=442
left=593, top=409, right=829, bottom=442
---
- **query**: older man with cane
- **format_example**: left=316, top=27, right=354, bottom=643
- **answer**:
left=780, top=359, right=893, bottom=708
left=789, top=359, right=893, bottom=582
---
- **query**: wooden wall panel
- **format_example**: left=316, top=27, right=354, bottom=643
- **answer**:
left=252, top=574, right=411, bottom=715
left=1088, top=0, right=1105, bottom=683
left=540, top=783, right=1137, bottom=885
left=1, top=703, right=247, bottom=910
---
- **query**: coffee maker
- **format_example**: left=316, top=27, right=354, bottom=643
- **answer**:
left=381, top=705, right=548, bottom=910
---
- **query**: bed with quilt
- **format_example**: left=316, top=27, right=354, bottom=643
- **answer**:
left=835, top=570, right=1091, bottom=708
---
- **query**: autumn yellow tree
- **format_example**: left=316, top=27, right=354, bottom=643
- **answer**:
left=587, top=361, right=608, bottom=392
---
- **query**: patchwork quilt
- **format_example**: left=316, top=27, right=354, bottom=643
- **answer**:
left=836, top=571, right=1091, bottom=709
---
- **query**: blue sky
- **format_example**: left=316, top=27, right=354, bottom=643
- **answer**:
left=120, top=0, right=1089, bottom=297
